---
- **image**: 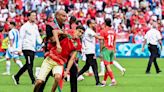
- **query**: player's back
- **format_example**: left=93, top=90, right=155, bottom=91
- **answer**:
left=101, top=27, right=116, bottom=50
left=8, top=28, right=19, bottom=49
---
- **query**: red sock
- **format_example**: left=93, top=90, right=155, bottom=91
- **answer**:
left=104, top=71, right=108, bottom=81
left=110, top=62, right=113, bottom=64
left=108, top=71, right=114, bottom=80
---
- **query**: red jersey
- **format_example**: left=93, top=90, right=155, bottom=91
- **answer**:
left=66, top=29, right=82, bottom=51
left=100, top=27, right=116, bottom=50
left=45, top=36, right=82, bottom=65
left=15, top=0, right=23, bottom=10
left=88, top=8, right=96, bottom=19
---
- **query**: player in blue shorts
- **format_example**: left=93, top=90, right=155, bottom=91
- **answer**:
left=2, top=22, right=23, bottom=75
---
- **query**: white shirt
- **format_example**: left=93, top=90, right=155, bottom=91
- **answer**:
left=104, top=7, right=112, bottom=14
left=113, top=18, right=122, bottom=32
left=9, top=11, right=16, bottom=18
left=144, top=28, right=162, bottom=45
left=74, top=3, right=81, bottom=11
left=83, top=28, right=96, bottom=54
left=96, top=17, right=104, bottom=25
left=95, top=1, right=103, bottom=11
left=19, top=21, right=42, bottom=51
left=57, top=5, right=65, bottom=10
left=154, top=7, right=162, bottom=19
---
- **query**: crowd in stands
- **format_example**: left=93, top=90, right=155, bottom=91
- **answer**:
left=0, top=0, right=164, bottom=46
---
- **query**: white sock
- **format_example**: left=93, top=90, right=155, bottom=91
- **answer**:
left=16, top=60, right=23, bottom=68
left=113, top=60, right=123, bottom=72
left=6, top=60, right=11, bottom=73
left=100, top=61, right=105, bottom=74
left=89, top=66, right=93, bottom=73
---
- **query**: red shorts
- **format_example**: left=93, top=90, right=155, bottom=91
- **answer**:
left=103, top=60, right=113, bottom=65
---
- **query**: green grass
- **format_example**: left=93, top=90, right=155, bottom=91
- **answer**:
left=0, top=58, right=164, bottom=92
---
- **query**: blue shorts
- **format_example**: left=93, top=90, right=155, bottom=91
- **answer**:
left=5, top=50, right=19, bottom=60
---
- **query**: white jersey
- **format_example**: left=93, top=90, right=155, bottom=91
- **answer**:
left=6, top=28, right=20, bottom=59
left=144, top=28, right=162, bottom=45
left=83, top=28, right=96, bottom=54
left=8, top=28, right=20, bottom=51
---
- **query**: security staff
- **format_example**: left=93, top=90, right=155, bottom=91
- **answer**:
left=142, top=19, right=162, bottom=74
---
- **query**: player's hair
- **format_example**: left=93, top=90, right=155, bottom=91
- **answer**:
left=105, top=18, right=112, bottom=27
left=87, top=19, right=91, bottom=27
left=76, top=25, right=85, bottom=31
left=76, top=20, right=82, bottom=25
left=10, top=22, right=16, bottom=26
left=70, top=16, right=76, bottom=24
left=27, top=10, right=36, bottom=17
left=69, top=16, right=77, bottom=28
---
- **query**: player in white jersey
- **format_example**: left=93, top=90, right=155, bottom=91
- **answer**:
left=2, top=22, right=23, bottom=75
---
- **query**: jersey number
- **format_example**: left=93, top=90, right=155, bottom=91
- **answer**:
left=107, top=35, right=114, bottom=46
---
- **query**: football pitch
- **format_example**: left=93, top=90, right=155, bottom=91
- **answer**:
left=0, top=58, right=164, bottom=92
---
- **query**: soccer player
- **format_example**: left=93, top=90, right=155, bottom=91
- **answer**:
left=2, top=22, right=23, bottom=75
left=100, top=18, right=117, bottom=86
left=34, top=25, right=85, bottom=92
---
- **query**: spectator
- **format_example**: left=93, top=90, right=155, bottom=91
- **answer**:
left=125, top=7, right=133, bottom=30
left=95, top=0, right=103, bottom=12
left=9, top=8, right=16, bottom=18
left=154, top=3, right=162, bottom=19
left=87, top=5, right=96, bottom=19
left=113, top=13, right=122, bottom=33
left=104, top=4, right=113, bottom=19
left=134, top=31, right=144, bottom=44
left=95, top=12, right=104, bottom=25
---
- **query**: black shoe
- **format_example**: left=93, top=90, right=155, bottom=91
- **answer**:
left=64, top=77, right=67, bottom=82
left=157, top=70, right=162, bottom=74
left=145, top=72, right=150, bottom=74
left=32, top=80, right=35, bottom=85
left=12, top=75, right=19, bottom=85
left=96, top=82, right=105, bottom=87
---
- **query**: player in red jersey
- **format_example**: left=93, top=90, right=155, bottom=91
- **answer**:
left=34, top=25, right=85, bottom=92
left=100, top=18, right=117, bottom=86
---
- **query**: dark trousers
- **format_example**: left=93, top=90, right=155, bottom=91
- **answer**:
left=146, top=44, right=160, bottom=73
left=39, top=61, right=78, bottom=92
left=70, top=62, right=78, bottom=92
left=15, top=50, right=35, bottom=84
left=78, top=54, right=100, bottom=84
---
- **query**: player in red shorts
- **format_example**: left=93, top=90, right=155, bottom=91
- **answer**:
left=100, top=18, right=117, bottom=86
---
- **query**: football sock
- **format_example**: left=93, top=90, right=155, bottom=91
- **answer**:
left=113, top=60, right=124, bottom=72
left=6, top=60, right=11, bottom=73
left=104, top=71, right=108, bottom=81
left=16, top=60, right=23, bottom=68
